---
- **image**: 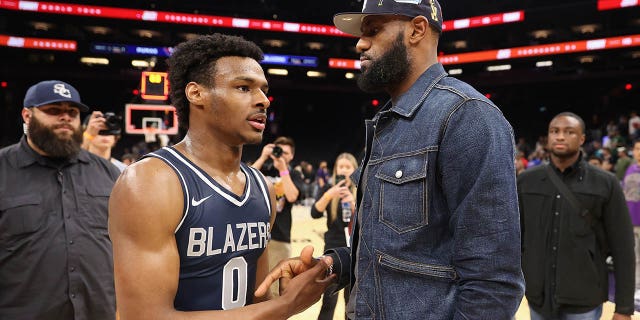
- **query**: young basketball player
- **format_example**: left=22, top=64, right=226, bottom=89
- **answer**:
left=109, top=34, right=332, bottom=320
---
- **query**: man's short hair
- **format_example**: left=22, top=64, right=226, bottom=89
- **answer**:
left=274, top=136, right=295, bottom=154
left=167, top=33, right=264, bottom=131
left=552, top=112, right=586, bottom=135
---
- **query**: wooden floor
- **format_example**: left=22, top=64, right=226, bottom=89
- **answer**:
left=287, top=205, right=639, bottom=320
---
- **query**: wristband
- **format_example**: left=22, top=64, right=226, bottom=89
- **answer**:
left=279, top=170, right=290, bottom=177
left=83, top=132, right=95, bottom=141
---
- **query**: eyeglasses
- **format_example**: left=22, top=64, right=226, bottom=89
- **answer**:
left=34, top=107, right=80, bottom=118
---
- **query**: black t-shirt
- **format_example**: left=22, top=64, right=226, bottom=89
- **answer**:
left=264, top=166, right=304, bottom=243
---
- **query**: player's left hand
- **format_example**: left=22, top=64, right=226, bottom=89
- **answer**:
left=254, top=245, right=333, bottom=297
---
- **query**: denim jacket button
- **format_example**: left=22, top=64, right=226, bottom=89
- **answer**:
left=395, top=170, right=403, bottom=178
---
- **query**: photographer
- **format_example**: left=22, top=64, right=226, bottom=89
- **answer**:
left=82, top=111, right=126, bottom=171
left=310, top=153, right=358, bottom=320
left=252, top=136, right=304, bottom=296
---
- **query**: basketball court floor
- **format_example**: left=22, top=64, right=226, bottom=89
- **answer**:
left=286, top=205, right=638, bottom=320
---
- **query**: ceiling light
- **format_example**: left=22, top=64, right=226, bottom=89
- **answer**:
left=579, top=56, right=595, bottom=63
left=536, top=60, right=553, bottom=67
left=487, top=64, right=511, bottom=72
left=531, top=29, right=552, bottom=39
left=572, top=24, right=599, bottom=34
left=80, top=57, right=109, bottom=65
left=448, top=68, right=463, bottom=75
left=263, top=39, right=287, bottom=48
left=267, top=68, right=288, bottom=76
left=131, top=60, right=150, bottom=68
left=85, top=26, right=111, bottom=35
left=306, top=42, right=325, bottom=50
left=179, top=33, right=200, bottom=40
left=306, top=71, right=326, bottom=78
left=452, top=41, right=467, bottom=49
left=136, top=29, right=160, bottom=38
left=31, top=22, right=54, bottom=31
left=345, top=72, right=355, bottom=79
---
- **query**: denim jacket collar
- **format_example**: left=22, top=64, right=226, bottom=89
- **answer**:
left=384, top=63, right=448, bottom=118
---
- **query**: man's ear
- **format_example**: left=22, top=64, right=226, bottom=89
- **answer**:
left=185, top=82, right=204, bottom=109
left=21, top=108, right=32, bottom=126
left=408, top=16, right=429, bottom=44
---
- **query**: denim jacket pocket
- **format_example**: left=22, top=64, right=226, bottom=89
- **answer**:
left=374, top=250, right=457, bottom=319
left=376, top=250, right=457, bottom=280
left=375, top=152, right=428, bottom=233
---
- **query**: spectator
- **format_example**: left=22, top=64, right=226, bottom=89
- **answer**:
left=310, top=153, right=358, bottom=320
left=587, top=155, right=603, bottom=167
left=621, top=138, right=640, bottom=305
left=518, top=112, right=635, bottom=319
left=517, top=137, right=532, bottom=158
left=629, top=111, right=640, bottom=139
left=0, top=80, right=120, bottom=319
left=252, top=136, right=305, bottom=296
left=121, top=153, right=137, bottom=166
left=315, top=160, right=330, bottom=189
left=82, top=112, right=126, bottom=172
left=615, top=146, right=633, bottom=180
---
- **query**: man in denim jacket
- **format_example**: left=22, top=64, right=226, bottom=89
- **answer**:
left=259, top=0, right=525, bottom=319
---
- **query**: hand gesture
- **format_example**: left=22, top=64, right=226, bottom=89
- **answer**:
left=272, top=154, right=288, bottom=173
left=255, top=245, right=334, bottom=297
left=325, top=179, right=347, bottom=199
left=84, top=111, right=106, bottom=137
left=259, top=144, right=275, bottom=161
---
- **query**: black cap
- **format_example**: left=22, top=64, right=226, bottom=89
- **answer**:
left=23, top=80, right=90, bottom=112
left=334, top=0, right=443, bottom=37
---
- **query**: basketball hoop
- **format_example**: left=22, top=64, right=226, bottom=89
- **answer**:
left=144, top=126, right=157, bottom=143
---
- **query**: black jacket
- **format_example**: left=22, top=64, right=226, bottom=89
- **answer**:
left=517, top=159, right=635, bottom=316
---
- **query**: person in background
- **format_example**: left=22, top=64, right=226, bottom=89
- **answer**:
left=108, top=34, right=332, bottom=320
left=315, top=160, right=330, bottom=189
left=259, top=0, right=525, bottom=318
left=615, top=146, right=632, bottom=181
left=587, top=155, right=603, bottom=167
left=311, top=153, right=358, bottom=320
left=0, top=80, right=120, bottom=319
left=518, top=112, right=635, bottom=320
left=621, top=138, right=640, bottom=306
left=83, top=112, right=126, bottom=172
left=252, top=136, right=305, bottom=295
left=121, top=153, right=137, bottom=166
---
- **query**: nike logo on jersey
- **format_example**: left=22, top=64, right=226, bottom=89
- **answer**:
left=191, top=194, right=213, bottom=207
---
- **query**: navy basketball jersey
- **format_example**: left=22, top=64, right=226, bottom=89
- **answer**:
left=145, top=147, right=271, bottom=311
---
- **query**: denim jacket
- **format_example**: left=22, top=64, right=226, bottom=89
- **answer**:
left=327, top=63, right=525, bottom=320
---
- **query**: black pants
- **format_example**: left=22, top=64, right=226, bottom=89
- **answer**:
left=317, top=284, right=350, bottom=320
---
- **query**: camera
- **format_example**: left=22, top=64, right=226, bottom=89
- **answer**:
left=99, top=112, right=122, bottom=136
left=335, top=174, right=346, bottom=185
left=272, top=145, right=283, bottom=158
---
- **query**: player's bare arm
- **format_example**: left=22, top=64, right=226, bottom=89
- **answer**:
left=109, top=158, right=332, bottom=320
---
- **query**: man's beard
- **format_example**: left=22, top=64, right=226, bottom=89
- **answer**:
left=28, top=115, right=83, bottom=159
left=550, top=148, right=580, bottom=160
left=357, top=32, right=411, bottom=93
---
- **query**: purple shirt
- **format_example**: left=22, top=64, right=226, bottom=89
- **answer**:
left=622, top=162, right=640, bottom=225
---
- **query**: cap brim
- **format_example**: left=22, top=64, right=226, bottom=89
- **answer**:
left=31, top=99, right=90, bottom=112
left=334, top=12, right=370, bottom=37
left=334, top=12, right=414, bottom=37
